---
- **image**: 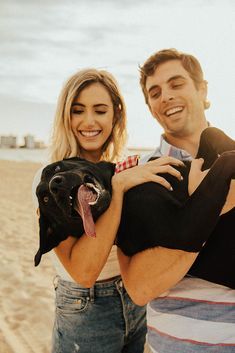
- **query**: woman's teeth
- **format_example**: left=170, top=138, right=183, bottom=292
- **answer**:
left=80, top=130, right=101, bottom=137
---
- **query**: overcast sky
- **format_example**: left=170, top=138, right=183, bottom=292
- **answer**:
left=0, top=0, right=234, bottom=147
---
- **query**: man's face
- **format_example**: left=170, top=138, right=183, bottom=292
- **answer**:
left=145, top=60, right=207, bottom=137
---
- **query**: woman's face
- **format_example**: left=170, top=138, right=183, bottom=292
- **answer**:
left=71, top=82, right=114, bottom=162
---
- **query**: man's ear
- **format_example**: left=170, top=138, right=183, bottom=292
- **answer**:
left=200, top=80, right=210, bottom=110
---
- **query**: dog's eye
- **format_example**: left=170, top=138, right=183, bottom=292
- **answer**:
left=55, top=165, right=61, bottom=172
left=43, top=196, right=49, bottom=203
left=84, top=175, right=94, bottom=184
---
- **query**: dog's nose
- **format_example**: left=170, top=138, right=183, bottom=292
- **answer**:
left=49, top=175, right=67, bottom=194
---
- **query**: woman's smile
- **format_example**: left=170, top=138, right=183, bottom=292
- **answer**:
left=79, top=130, right=102, bottom=138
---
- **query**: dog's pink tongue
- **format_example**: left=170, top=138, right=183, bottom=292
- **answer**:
left=77, top=185, right=96, bottom=237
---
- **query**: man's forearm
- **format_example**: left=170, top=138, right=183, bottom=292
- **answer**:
left=118, top=247, right=198, bottom=306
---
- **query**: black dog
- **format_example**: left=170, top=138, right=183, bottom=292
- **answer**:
left=35, top=127, right=235, bottom=288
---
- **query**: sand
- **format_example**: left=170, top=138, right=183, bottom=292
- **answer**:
left=0, top=159, right=152, bottom=353
left=0, top=160, right=55, bottom=353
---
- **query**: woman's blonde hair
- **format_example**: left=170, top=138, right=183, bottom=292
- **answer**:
left=50, top=68, right=127, bottom=163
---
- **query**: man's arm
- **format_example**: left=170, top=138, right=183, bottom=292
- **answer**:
left=118, top=247, right=198, bottom=306
left=118, top=161, right=235, bottom=306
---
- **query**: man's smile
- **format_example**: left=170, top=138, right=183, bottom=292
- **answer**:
left=165, top=106, right=184, bottom=117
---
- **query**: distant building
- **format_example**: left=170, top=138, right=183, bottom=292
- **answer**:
left=0, top=135, right=17, bottom=148
left=24, top=134, right=35, bottom=149
left=34, top=140, right=46, bottom=149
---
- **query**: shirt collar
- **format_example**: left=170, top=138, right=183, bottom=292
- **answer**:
left=159, top=134, right=192, bottom=160
left=140, top=122, right=211, bottom=164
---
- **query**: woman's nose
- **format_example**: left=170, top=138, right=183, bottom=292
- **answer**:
left=83, top=112, right=95, bottom=126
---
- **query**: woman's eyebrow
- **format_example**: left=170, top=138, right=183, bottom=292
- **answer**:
left=71, top=103, right=85, bottom=107
left=71, top=103, right=108, bottom=107
left=93, top=104, right=109, bottom=108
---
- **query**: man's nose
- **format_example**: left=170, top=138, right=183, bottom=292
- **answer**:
left=161, top=89, right=174, bottom=103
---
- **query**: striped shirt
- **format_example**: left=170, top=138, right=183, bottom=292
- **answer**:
left=140, top=134, right=235, bottom=353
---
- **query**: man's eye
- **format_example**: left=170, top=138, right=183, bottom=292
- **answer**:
left=151, top=92, right=160, bottom=99
left=172, top=83, right=183, bottom=89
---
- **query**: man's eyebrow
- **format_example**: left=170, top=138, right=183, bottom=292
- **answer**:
left=148, top=75, right=186, bottom=94
left=71, top=103, right=108, bottom=107
left=167, top=75, right=186, bottom=83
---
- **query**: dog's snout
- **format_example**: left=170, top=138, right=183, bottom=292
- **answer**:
left=49, top=175, right=66, bottom=194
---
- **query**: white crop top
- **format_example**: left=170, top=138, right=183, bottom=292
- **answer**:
left=32, top=167, right=120, bottom=282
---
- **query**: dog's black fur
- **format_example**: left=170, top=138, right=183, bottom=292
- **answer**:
left=35, top=127, right=235, bottom=288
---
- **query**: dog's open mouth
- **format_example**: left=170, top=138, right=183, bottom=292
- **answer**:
left=71, top=183, right=101, bottom=237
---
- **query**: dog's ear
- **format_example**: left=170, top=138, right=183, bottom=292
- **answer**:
left=34, top=211, right=61, bottom=266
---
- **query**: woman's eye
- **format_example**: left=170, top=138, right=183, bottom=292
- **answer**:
left=72, top=110, right=84, bottom=115
left=96, top=111, right=106, bottom=115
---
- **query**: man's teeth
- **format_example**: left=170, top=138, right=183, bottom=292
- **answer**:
left=80, top=130, right=100, bottom=137
left=166, top=107, right=183, bottom=116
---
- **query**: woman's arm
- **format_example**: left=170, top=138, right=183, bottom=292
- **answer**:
left=118, top=158, right=235, bottom=306
left=54, top=157, right=184, bottom=287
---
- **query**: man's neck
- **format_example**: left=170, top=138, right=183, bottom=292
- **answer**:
left=164, top=122, right=209, bottom=158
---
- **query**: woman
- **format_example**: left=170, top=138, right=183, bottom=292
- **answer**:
left=33, top=68, right=186, bottom=353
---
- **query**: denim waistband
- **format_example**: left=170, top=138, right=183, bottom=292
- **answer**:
left=54, top=275, right=124, bottom=301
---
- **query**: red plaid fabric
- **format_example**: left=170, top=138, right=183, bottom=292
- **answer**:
left=115, top=155, right=140, bottom=174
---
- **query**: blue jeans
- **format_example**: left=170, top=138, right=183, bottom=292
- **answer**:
left=52, top=276, right=147, bottom=353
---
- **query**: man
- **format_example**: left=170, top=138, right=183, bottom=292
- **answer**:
left=118, top=49, right=235, bottom=352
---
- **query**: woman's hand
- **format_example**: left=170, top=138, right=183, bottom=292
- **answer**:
left=188, top=158, right=209, bottom=196
left=112, top=156, right=184, bottom=194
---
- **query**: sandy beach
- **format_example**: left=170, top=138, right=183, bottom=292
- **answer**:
left=0, top=160, right=55, bottom=353
left=0, top=159, right=152, bottom=353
